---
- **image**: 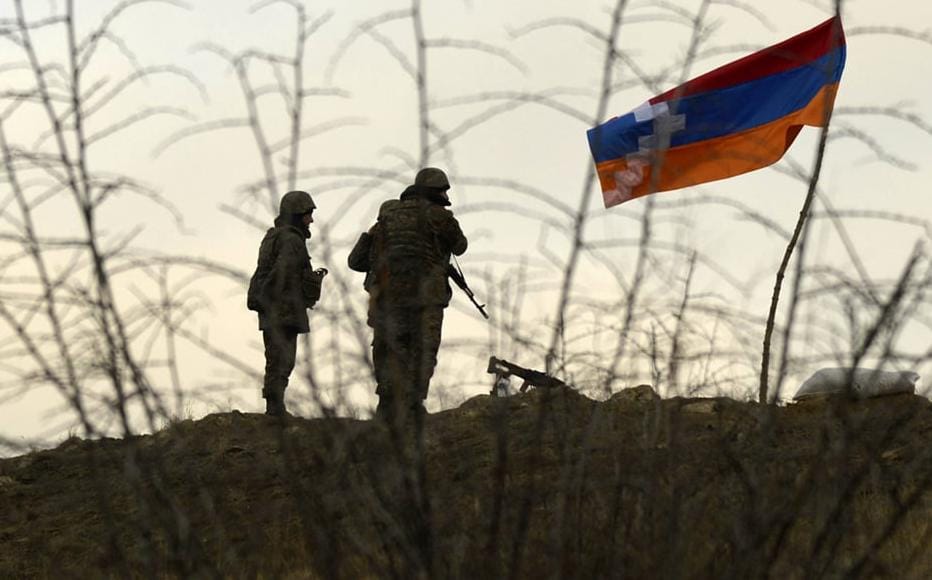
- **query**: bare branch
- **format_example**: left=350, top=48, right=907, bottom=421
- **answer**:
left=78, top=0, right=190, bottom=71
left=828, top=124, right=916, bottom=169
left=364, top=27, right=418, bottom=81
left=847, top=25, right=932, bottom=48
left=424, top=38, right=527, bottom=73
left=266, top=116, right=368, bottom=154
left=325, top=9, right=413, bottom=82
left=152, top=118, right=251, bottom=157
left=835, top=105, right=932, bottom=138
left=710, top=0, right=774, bottom=30
left=86, top=106, right=194, bottom=146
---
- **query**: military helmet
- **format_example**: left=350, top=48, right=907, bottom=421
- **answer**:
left=414, top=167, right=450, bottom=190
left=414, top=167, right=451, bottom=206
left=279, top=190, right=316, bottom=215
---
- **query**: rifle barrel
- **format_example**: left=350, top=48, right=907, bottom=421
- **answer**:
left=448, top=264, right=489, bottom=319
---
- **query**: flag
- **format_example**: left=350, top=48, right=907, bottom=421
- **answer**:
left=587, top=16, right=846, bottom=208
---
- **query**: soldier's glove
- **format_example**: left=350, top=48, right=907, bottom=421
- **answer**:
left=306, top=267, right=327, bottom=308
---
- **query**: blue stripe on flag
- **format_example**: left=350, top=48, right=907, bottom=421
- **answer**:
left=588, top=47, right=846, bottom=163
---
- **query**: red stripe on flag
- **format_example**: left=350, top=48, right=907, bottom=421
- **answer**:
left=650, top=17, right=844, bottom=105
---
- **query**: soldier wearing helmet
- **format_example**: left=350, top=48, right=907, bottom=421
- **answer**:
left=348, top=168, right=467, bottom=426
left=247, top=190, right=327, bottom=416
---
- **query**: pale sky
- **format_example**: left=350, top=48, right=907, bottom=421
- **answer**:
left=1, top=0, right=931, bottom=450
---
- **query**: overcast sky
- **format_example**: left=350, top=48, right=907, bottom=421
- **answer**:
left=2, top=0, right=931, bottom=448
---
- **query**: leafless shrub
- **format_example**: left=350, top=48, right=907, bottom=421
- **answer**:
left=2, top=0, right=932, bottom=578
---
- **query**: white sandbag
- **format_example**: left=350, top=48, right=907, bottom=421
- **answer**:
left=793, top=368, right=919, bottom=400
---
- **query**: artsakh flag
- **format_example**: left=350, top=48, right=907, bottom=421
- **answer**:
left=588, top=17, right=846, bottom=208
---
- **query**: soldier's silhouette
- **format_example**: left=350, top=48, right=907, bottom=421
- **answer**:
left=349, top=168, right=467, bottom=426
left=248, top=191, right=326, bottom=416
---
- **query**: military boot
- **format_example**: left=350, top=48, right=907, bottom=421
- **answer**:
left=263, top=382, right=287, bottom=416
left=375, top=393, right=395, bottom=422
left=265, top=394, right=281, bottom=416
left=269, top=390, right=290, bottom=416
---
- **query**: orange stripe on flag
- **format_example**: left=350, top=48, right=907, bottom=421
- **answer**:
left=596, top=83, right=840, bottom=208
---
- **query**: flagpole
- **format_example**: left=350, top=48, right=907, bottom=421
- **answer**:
left=759, top=7, right=844, bottom=404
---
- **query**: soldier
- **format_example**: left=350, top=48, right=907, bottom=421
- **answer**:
left=247, top=190, right=326, bottom=416
left=348, top=168, right=467, bottom=425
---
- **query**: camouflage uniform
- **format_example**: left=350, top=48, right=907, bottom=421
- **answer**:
left=248, top=191, right=324, bottom=416
left=349, top=168, right=467, bottom=423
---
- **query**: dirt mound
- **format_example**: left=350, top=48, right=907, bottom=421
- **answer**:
left=1, top=388, right=930, bottom=578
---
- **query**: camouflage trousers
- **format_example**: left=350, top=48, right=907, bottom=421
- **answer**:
left=371, top=306, right=444, bottom=420
left=262, top=327, right=298, bottom=413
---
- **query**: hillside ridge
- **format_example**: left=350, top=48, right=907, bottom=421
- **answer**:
left=1, top=387, right=930, bottom=578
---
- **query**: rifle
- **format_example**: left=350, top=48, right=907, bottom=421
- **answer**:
left=447, top=263, right=489, bottom=319
left=487, top=356, right=570, bottom=396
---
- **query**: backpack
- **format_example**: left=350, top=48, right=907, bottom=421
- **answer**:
left=247, top=229, right=279, bottom=312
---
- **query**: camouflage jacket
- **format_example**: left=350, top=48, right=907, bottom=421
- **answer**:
left=248, top=218, right=322, bottom=332
left=349, top=190, right=467, bottom=311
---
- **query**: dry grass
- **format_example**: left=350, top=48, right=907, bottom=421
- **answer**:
left=0, top=389, right=929, bottom=578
